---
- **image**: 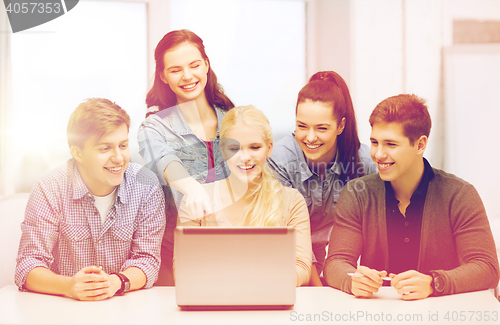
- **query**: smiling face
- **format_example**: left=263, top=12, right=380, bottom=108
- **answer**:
left=222, top=124, right=273, bottom=188
left=370, top=122, right=426, bottom=185
left=71, top=123, right=130, bottom=196
left=295, top=99, right=346, bottom=167
left=160, top=42, right=209, bottom=105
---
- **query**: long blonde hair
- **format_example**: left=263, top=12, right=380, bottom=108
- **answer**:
left=220, top=105, right=284, bottom=226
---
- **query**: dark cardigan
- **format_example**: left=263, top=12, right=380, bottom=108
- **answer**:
left=324, top=167, right=499, bottom=296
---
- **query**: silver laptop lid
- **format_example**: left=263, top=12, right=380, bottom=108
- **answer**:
left=174, top=227, right=296, bottom=307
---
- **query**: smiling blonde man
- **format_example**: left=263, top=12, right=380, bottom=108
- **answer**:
left=324, top=94, right=499, bottom=300
left=15, top=98, right=165, bottom=300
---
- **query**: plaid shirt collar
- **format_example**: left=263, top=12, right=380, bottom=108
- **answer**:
left=69, top=159, right=128, bottom=204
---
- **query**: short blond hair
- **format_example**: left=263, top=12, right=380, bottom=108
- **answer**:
left=67, top=98, right=130, bottom=148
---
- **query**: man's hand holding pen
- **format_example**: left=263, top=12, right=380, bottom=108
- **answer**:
left=349, top=267, right=433, bottom=300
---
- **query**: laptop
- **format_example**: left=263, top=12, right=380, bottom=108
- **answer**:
left=174, top=226, right=296, bottom=309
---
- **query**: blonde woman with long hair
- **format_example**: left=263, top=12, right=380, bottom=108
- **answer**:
left=177, top=105, right=312, bottom=286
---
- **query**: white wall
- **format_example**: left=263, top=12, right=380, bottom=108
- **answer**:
left=0, top=0, right=306, bottom=194
left=7, top=1, right=148, bottom=192
left=2, top=0, right=500, bottom=217
left=444, top=46, right=500, bottom=219
left=351, top=0, right=404, bottom=148
left=309, top=0, right=500, bottom=220
left=404, top=0, right=445, bottom=168
left=306, top=0, right=352, bottom=86
left=167, top=0, right=307, bottom=140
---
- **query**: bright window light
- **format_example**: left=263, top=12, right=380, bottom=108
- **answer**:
left=10, top=1, right=147, bottom=192
left=169, top=0, right=307, bottom=140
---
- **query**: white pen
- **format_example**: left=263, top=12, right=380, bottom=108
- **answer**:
left=347, top=273, right=394, bottom=281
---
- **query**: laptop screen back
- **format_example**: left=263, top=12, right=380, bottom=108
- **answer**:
left=174, top=227, right=296, bottom=307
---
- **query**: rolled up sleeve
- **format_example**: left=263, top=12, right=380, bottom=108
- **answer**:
left=137, top=119, right=182, bottom=185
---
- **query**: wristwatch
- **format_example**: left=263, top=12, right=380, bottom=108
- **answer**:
left=112, top=273, right=131, bottom=295
left=430, top=272, right=445, bottom=296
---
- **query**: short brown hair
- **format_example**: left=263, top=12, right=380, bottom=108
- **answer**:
left=67, top=98, right=130, bottom=148
left=369, top=94, right=431, bottom=144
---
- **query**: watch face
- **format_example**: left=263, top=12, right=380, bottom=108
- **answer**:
left=435, top=276, right=444, bottom=292
left=124, top=280, right=131, bottom=293
left=115, top=273, right=130, bottom=295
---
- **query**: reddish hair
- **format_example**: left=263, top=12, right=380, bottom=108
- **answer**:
left=296, top=71, right=362, bottom=181
left=369, top=94, right=431, bottom=145
left=146, top=29, right=234, bottom=117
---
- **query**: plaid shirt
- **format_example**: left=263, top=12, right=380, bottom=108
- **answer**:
left=15, top=159, right=166, bottom=290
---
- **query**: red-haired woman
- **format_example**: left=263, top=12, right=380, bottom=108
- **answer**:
left=268, top=71, right=377, bottom=286
left=138, top=30, right=234, bottom=285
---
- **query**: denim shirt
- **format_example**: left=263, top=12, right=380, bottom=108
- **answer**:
left=137, top=105, right=229, bottom=208
left=268, top=134, right=377, bottom=235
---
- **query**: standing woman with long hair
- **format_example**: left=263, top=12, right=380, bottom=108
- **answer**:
left=138, top=30, right=234, bottom=285
left=178, top=105, right=312, bottom=286
left=268, top=71, right=377, bottom=286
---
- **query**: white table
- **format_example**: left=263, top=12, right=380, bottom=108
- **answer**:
left=0, top=285, right=498, bottom=325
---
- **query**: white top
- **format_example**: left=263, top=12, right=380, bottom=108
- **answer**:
left=93, top=189, right=116, bottom=225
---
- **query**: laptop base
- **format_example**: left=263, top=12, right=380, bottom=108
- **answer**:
left=178, top=304, right=294, bottom=311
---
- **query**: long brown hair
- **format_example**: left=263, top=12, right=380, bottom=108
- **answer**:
left=297, top=71, right=363, bottom=182
left=146, top=29, right=234, bottom=117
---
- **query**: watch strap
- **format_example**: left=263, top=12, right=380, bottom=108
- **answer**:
left=112, top=272, right=130, bottom=295
left=430, top=271, right=445, bottom=296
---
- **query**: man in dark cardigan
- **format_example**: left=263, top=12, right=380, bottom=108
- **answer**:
left=324, top=94, right=499, bottom=300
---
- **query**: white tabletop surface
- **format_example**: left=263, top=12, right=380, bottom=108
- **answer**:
left=0, top=285, right=499, bottom=325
